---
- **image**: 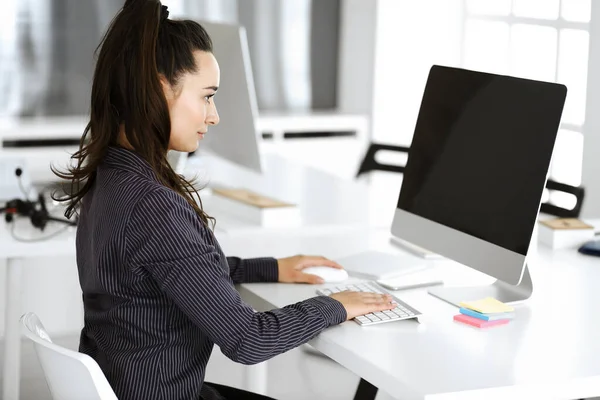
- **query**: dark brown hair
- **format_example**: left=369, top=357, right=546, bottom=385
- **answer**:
left=53, top=0, right=214, bottom=226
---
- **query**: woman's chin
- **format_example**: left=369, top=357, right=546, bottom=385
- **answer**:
left=173, top=142, right=200, bottom=153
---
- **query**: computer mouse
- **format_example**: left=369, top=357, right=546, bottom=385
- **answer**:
left=303, top=266, right=349, bottom=283
left=579, top=239, right=600, bottom=257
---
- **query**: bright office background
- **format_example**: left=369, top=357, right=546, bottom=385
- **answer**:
left=0, top=0, right=596, bottom=212
left=0, top=0, right=599, bottom=358
left=374, top=0, right=591, bottom=210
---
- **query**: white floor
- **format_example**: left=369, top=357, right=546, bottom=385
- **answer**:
left=3, top=334, right=399, bottom=400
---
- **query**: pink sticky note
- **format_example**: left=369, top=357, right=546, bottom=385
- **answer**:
left=454, top=314, right=510, bottom=328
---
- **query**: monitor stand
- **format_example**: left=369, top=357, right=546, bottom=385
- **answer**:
left=428, top=264, right=533, bottom=307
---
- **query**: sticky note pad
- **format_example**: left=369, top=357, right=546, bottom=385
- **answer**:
left=459, top=297, right=514, bottom=314
left=459, top=307, right=515, bottom=321
left=454, top=314, right=510, bottom=328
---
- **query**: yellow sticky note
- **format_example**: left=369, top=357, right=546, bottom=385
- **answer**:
left=459, top=297, right=514, bottom=314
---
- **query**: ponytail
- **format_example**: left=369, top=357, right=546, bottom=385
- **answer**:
left=53, top=0, right=215, bottom=227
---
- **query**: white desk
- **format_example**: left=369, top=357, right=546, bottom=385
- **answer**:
left=217, top=228, right=600, bottom=400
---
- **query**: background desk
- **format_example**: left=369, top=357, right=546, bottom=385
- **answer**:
left=185, top=151, right=401, bottom=234
left=0, top=218, right=76, bottom=400
left=217, top=228, right=600, bottom=400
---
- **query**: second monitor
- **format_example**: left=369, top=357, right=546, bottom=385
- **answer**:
left=169, top=20, right=263, bottom=176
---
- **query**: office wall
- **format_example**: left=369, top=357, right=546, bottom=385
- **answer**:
left=310, top=0, right=341, bottom=110
left=337, top=0, right=378, bottom=117
left=237, top=0, right=340, bottom=111
left=0, top=0, right=122, bottom=118
left=0, top=0, right=341, bottom=118
left=185, top=0, right=342, bottom=110
left=582, top=2, right=600, bottom=218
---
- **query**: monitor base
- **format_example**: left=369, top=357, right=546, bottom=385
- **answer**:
left=428, top=264, right=533, bottom=307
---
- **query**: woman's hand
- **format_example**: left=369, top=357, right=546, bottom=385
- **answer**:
left=277, top=255, right=343, bottom=284
left=329, top=291, right=395, bottom=320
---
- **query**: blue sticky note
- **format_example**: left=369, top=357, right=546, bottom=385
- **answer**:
left=459, top=307, right=514, bottom=321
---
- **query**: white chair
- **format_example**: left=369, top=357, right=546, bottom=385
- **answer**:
left=20, top=312, right=118, bottom=400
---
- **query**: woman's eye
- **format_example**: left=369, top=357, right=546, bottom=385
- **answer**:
left=204, top=94, right=215, bottom=103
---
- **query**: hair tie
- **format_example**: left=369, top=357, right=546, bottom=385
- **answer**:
left=160, top=5, right=169, bottom=22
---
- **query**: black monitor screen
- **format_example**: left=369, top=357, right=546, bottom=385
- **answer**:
left=398, top=66, right=567, bottom=255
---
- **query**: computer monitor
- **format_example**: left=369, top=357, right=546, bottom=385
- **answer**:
left=391, top=65, right=567, bottom=306
left=170, top=20, right=263, bottom=176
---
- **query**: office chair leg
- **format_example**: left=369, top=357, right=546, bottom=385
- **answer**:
left=353, top=378, right=378, bottom=400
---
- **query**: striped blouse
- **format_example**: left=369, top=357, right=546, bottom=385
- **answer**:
left=76, top=146, right=347, bottom=400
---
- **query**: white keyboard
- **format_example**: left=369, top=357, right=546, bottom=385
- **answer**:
left=316, top=281, right=422, bottom=326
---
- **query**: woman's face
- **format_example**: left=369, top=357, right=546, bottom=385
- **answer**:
left=163, top=50, right=220, bottom=152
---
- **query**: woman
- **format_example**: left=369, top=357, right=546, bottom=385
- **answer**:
left=55, top=1, right=395, bottom=399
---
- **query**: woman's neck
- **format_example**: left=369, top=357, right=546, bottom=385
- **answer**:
left=117, top=124, right=134, bottom=149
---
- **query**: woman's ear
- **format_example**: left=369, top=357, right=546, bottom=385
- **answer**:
left=159, top=74, right=175, bottom=104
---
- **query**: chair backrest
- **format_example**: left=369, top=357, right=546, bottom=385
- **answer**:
left=355, top=142, right=409, bottom=178
left=20, top=313, right=118, bottom=400
left=356, top=141, right=586, bottom=218
left=540, top=179, right=586, bottom=218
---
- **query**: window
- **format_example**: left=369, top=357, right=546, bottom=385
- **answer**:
left=372, top=1, right=463, bottom=146
left=371, top=1, right=590, bottom=210
left=462, top=0, right=591, bottom=207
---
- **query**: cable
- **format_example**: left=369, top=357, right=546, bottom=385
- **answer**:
left=15, top=168, right=33, bottom=201
left=45, top=215, right=78, bottom=227
left=17, top=176, right=29, bottom=199
left=13, top=167, right=62, bottom=205
left=2, top=165, right=76, bottom=233
left=9, top=218, right=73, bottom=243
